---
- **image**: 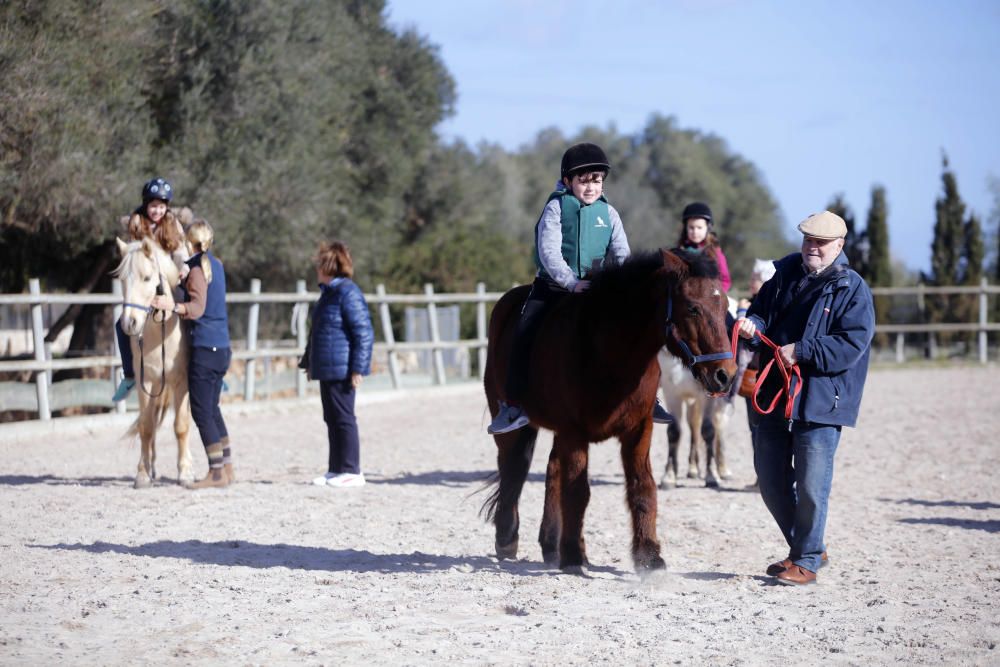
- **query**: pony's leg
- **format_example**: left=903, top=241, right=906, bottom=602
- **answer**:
left=539, top=445, right=562, bottom=565
left=701, top=413, right=719, bottom=488
left=660, top=397, right=682, bottom=489
left=490, top=427, right=538, bottom=561
left=554, top=435, right=590, bottom=570
left=619, top=421, right=665, bottom=572
left=713, top=400, right=734, bottom=480
left=174, top=387, right=194, bottom=484
left=134, top=395, right=155, bottom=489
left=687, top=397, right=703, bottom=479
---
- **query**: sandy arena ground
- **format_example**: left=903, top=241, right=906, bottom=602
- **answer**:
left=1, top=365, right=998, bottom=665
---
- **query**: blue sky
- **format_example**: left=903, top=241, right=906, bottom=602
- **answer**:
left=387, top=0, right=1000, bottom=272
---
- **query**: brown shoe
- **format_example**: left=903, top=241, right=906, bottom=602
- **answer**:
left=776, top=564, right=816, bottom=586
left=765, top=551, right=828, bottom=576
left=185, top=468, right=229, bottom=489
left=766, top=558, right=794, bottom=576
left=224, top=463, right=236, bottom=484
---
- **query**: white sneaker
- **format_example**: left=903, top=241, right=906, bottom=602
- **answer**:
left=312, top=472, right=337, bottom=486
left=327, top=472, right=366, bottom=488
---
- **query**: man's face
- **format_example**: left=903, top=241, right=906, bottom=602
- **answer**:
left=563, top=171, right=604, bottom=205
left=801, top=235, right=845, bottom=273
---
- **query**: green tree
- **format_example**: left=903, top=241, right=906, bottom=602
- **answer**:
left=865, top=185, right=892, bottom=346
left=826, top=194, right=867, bottom=277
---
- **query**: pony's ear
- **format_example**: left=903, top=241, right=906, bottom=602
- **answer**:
left=116, top=237, right=129, bottom=255
left=141, top=236, right=155, bottom=257
left=660, top=248, right=688, bottom=277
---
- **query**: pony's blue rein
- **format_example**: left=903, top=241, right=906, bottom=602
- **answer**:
left=664, top=293, right=734, bottom=367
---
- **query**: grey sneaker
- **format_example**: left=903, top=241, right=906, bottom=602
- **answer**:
left=652, top=398, right=675, bottom=424
left=488, top=402, right=529, bottom=434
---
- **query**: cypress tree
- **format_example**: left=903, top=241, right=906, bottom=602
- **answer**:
left=826, top=194, right=867, bottom=277
left=926, top=154, right=967, bottom=346
left=866, top=185, right=891, bottom=347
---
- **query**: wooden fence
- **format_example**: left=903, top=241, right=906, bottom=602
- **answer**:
left=1, top=279, right=998, bottom=421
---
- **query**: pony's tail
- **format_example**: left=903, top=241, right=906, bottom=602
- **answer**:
left=122, top=385, right=174, bottom=439
left=477, top=427, right=538, bottom=524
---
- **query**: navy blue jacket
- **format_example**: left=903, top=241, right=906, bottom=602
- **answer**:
left=746, top=252, right=874, bottom=427
left=306, top=278, right=374, bottom=381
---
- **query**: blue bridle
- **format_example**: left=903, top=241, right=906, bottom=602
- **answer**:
left=664, top=292, right=734, bottom=367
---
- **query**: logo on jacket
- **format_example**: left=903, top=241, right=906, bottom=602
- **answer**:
left=595, top=216, right=608, bottom=228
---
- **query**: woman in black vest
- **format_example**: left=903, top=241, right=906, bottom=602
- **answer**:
left=153, top=220, right=233, bottom=489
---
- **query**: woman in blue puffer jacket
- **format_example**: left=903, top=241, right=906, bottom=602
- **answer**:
left=301, top=241, right=374, bottom=488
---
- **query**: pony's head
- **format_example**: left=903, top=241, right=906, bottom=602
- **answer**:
left=113, top=237, right=178, bottom=336
left=660, top=249, right=737, bottom=394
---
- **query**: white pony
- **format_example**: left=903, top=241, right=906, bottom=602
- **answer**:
left=657, top=296, right=739, bottom=489
left=114, top=237, right=193, bottom=488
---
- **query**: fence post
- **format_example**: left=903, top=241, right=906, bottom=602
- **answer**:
left=29, top=279, right=51, bottom=420
left=476, top=282, right=487, bottom=380
left=376, top=284, right=402, bottom=389
left=425, top=283, right=446, bottom=385
left=895, top=333, right=905, bottom=364
left=979, top=277, right=988, bottom=364
left=244, top=278, right=260, bottom=401
left=295, top=279, right=308, bottom=398
left=111, top=281, right=126, bottom=413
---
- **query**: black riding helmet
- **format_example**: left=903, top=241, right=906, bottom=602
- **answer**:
left=682, top=201, right=713, bottom=225
left=560, top=143, right=611, bottom=178
left=141, top=177, right=173, bottom=204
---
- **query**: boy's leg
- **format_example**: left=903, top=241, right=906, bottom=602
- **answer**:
left=504, top=280, right=551, bottom=404
left=328, top=378, right=360, bottom=475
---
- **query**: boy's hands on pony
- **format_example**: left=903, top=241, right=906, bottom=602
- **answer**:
left=572, top=280, right=591, bottom=293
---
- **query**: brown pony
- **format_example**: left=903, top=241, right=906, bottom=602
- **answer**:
left=482, top=249, right=736, bottom=572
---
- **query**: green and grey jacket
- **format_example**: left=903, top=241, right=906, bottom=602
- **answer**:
left=533, top=190, right=630, bottom=290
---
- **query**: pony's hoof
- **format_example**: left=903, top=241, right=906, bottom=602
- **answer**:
left=705, top=478, right=720, bottom=489
left=719, top=469, right=733, bottom=481
left=560, top=564, right=588, bottom=576
left=178, top=470, right=196, bottom=485
left=541, top=549, right=560, bottom=565
left=687, top=470, right=700, bottom=480
left=635, top=555, right=666, bottom=572
left=133, top=476, right=152, bottom=490
left=495, top=539, right=518, bottom=561
left=658, top=479, right=676, bottom=490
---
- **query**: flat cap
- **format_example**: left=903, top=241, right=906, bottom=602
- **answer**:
left=797, top=211, right=847, bottom=240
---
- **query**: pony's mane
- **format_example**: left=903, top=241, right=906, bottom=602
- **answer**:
left=668, top=248, right=721, bottom=280
left=588, top=248, right=720, bottom=294
left=113, top=238, right=177, bottom=285
left=589, top=250, right=666, bottom=294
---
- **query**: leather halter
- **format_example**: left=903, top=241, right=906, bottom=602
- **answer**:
left=664, top=293, right=734, bottom=367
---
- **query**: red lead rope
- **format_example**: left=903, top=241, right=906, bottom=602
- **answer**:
left=730, top=325, right=802, bottom=425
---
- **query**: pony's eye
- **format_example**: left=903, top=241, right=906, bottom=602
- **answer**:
left=144, top=276, right=152, bottom=282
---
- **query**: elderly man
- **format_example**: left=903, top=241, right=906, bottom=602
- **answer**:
left=736, top=211, right=875, bottom=585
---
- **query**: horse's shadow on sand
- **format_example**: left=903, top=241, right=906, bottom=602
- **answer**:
left=369, top=470, right=620, bottom=488
left=0, top=474, right=135, bottom=487
left=30, top=540, right=629, bottom=577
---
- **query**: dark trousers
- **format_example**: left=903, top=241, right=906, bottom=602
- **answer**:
left=320, top=379, right=360, bottom=474
left=505, top=278, right=565, bottom=404
left=116, top=319, right=134, bottom=380
left=189, top=346, right=231, bottom=448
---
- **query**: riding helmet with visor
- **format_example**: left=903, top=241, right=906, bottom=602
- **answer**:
left=560, top=143, right=611, bottom=178
left=142, top=177, right=173, bottom=204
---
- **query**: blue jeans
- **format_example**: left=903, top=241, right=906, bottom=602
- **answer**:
left=754, top=417, right=841, bottom=573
